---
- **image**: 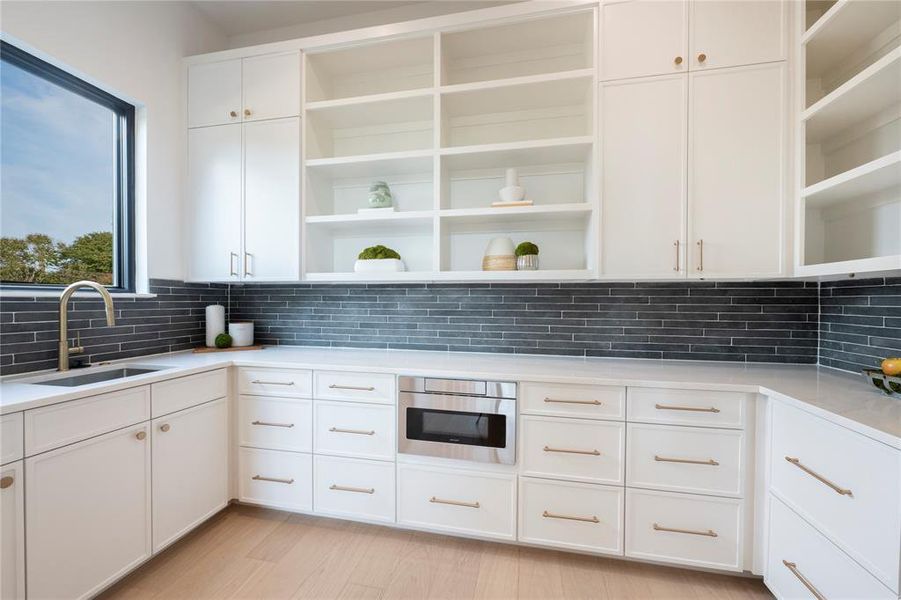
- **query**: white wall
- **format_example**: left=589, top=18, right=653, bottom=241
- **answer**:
left=1, top=1, right=228, bottom=284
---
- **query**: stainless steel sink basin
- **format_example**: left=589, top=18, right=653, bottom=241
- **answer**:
left=27, top=366, right=165, bottom=387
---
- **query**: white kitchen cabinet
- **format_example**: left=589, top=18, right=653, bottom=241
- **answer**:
left=187, top=124, right=243, bottom=281
left=601, top=0, right=688, bottom=81
left=689, top=1, right=785, bottom=71
left=26, top=424, right=151, bottom=600
left=1, top=461, right=24, bottom=600
left=243, top=118, right=301, bottom=280
left=187, top=59, right=242, bottom=128
left=601, top=74, right=687, bottom=277
left=152, top=398, right=229, bottom=553
left=688, top=62, right=785, bottom=278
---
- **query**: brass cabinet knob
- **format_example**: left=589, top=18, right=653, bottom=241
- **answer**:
left=698, top=53, right=707, bottom=63
left=0, top=476, right=13, bottom=489
left=244, top=108, right=252, bottom=117
left=229, top=110, right=238, bottom=118
left=135, top=431, right=147, bottom=441
left=674, top=56, right=683, bottom=65
left=160, top=424, right=171, bottom=433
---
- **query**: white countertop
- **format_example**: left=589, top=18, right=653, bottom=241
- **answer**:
left=2, top=347, right=898, bottom=448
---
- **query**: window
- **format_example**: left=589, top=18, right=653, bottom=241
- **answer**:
left=0, top=41, right=135, bottom=291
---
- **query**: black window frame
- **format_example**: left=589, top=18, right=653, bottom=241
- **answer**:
left=0, top=40, right=136, bottom=293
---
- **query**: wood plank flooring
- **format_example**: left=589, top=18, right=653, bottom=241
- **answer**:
left=100, top=505, right=772, bottom=600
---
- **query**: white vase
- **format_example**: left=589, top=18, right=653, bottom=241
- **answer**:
left=498, top=167, right=525, bottom=203
left=228, top=321, right=254, bottom=347
left=354, top=258, right=405, bottom=273
left=204, top=305, right=225, bottom=347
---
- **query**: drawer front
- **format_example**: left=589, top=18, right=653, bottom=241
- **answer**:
left=627, top=388, right=747, bottom=429
left=771, top=400, right=900, bottom=592
left=314, top=401, right=394, bottom=461
left=151, top=369, right=227, bottom=417
left=519, top=477, right=624, bottom=556
left=626, top=423, right=744, bottom=497
left=239, top=368, right=312, bottom=398
left=625, top=488, right=742, bottom=571
left=314, top=371, right=395, bottom=405
left=397, top=464, right=515, bottom=540
left=313, top=455, right=395, bottom=523
left=24, top=386, right=150, bottom=456
left=1, top=413, right=23, bottom=465
left=520, top=382, right=625, bottom=420
left=238, top=447, right=312, bottom=512
left=521, top=416, right=624, bottom=485
left=766, top=496, right=894, bottom=600
left=238, top=395, right=312, bottom=453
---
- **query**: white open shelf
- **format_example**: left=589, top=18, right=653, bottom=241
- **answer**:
left=803, top=151, right=901, bottom=207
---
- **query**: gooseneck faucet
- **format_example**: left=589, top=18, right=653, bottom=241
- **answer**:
left=58, top=280, right=116, bottom=371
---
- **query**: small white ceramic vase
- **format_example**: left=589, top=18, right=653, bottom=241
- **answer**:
left=498, top=168, right=525, bottom=203
left=354, top=258, right=406, bottom=273
left=228, top=321, right=254, bottom=347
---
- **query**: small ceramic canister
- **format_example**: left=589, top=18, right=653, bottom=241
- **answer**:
left=228, top=320, right=254, bottom=347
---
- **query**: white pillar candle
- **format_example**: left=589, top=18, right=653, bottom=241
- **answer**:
left=205, top=304, right=226, bottom=347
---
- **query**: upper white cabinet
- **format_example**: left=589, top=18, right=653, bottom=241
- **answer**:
left=689, top=1, right=785, bottom=70
left=601, top=0, right=688, bottom=80
left=188, top=51, right=300, bottom=128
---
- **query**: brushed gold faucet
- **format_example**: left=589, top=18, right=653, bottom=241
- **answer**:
left=58, top=281, right=116, bottom=371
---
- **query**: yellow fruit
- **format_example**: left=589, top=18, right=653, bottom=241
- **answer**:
left=882, top=358, right=901, bottom=377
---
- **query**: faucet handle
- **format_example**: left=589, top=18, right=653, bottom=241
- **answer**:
left=69, top=331, right=85, bottom=355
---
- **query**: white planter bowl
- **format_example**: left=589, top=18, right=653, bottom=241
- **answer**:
left=354, top=258, right=405, bottom=273
left=228, top=321, right=254, bottom=347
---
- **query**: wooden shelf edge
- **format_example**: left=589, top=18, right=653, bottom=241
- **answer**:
left=304, top=269, right=595, bottom=282
left=304, top=88, right=435, bottom=112
left=439, top=68, right=595, bottom=96
left=795, top=255, right=901, bottom=278
left=803, top=151, right=901, bottom=202
left=803, top=47, right=901, bottom=123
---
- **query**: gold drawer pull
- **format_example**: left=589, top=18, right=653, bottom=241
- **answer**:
left=783, top=560, right=827, bottom=600
left=542, top=510, right=599, bottom=524
left=329, top=427, right=375, bottom=436
left=785, top=457, right=853, bottom=497
left=251, top=380, right=295, bottom=386
left=252, top=475, right=294, bottom=485
left=252, top=420, right=295, bottom=428
left=430, top=496, right=480, bottom=509
left=330, top=484, right=375, bottom=494
left=543, top=445, right=601, bottom=456
left=544, top=397, right=602, bottom=406
left=654, top=403, right=720, bottom=413
left=0, top=476, right=14, bottom=489
left=329, top=384, right=375, bottom=392
left=653, top=523, right=718, bottom=537
left=654, top=455, right=720, bottom=466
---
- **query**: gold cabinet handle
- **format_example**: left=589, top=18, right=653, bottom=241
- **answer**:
left=696, top=239, right=704, bottom=271
left=674, top=56, right=683, bottom=65
left=135, top=430, right=147, bottom=441
left=244, top=252, right=253, bottom=277
left=229, top=110, right=238, bottom=118
left=328, top=384, right=375, bottom=392
left=251, top=379, right=295, bottom=386
left=543, top=397, right=602, bottom=406
left=252, top=420, right=295, bottom=428
left=543, top=445, right=601, bottom=456
left=655, top=455, right=719, bottom=466
left=654, top=403, right=720, bottom=413
left=160, top=423, right=171, bottom=433
left=230, top=252, right=239, bottom=277
left=252, top=475, right=294, bottom=484
left=0, top=476, right=14, bottom=489
left=430, top=496, right=480, bottom=509
left=697, top=52, right=707, bottom=63
left=329, top=427, right=375, bottom=436
left=782, top=560, right=827, bottom=600
left=244, top=108, right=252, bottom=117
left=653, top=523, right=718, bottom=537
left=785, top=457, right=853, bottom=497
left=542, top=510, right=599, bottom=524
left=330, top=484, right=375, bottom=494
left=673, top=240, right=680, bottom=272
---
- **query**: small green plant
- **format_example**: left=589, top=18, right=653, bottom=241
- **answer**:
left=358, top=245, right=401, bottom=260
left=514, top=242, right=539, bottom=257
left=214, top=333, right=233, bottom=349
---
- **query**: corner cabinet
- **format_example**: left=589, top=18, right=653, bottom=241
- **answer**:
left=1, top=460, right=24, bottom=600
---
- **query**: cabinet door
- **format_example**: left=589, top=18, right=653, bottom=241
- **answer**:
left=152, top=398, right=228, bottom=553
left=1, top=461, right=24, bottom=600
left=242, top=52, right=301, bottom=122
left=187, top=124, right=243, bottom=281
left=689, top=1, right=785, bottom=70
left=601, top=0, right=688, bottom=80
left=26, top=424, right=151, bottom=600
left=188, top=59, right=242, bottom=128
left=244, top=118, right=300, bottom=280
left=688, top=63, right=785, bottom=278
left=602, top=75, right=687, bottom=277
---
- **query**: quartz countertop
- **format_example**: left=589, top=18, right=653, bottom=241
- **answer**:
left=1, top=347, right=898, bottom=448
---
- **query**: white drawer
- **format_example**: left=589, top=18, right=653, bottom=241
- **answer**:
left=314, top=371, right=394, bottom=405
left=520, top=381, right=625, bottom=420
left=151, top=369, right=227, bottom=417
left=238, top=447, right=312, bottom=512
left=520, top=415, right=624, bottom=485
left=397, top=464, right=515, bottom=540
left=519, top=477, right=624, bottom=556
left=627, top=388, right=747, bottom=429
left=626, top=423, right=744, bottom=497
left=239, top=368, right=312, bottom=398
left=766, top=496, right=895, bottom=600
left=314, top=401, right=394, bottom=461
left=238, top=395, right=312, bottom=453
left=313, top=455, right=395, bottom=524
left=771, top=400, right=900, bottom=592
left=1, top=413, right=23, bottom=465
left=625, top=488, right=743, bottom=571
left=24, top=386, right=150, bottom=456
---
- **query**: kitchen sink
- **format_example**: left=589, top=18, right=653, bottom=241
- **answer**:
left=26, top=366, right=167, bottom=387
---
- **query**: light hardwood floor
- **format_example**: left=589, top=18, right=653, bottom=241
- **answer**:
left=101, top=504, right=772, bottom=600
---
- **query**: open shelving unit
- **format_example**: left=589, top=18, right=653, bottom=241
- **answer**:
left=797, top=0, right=901, bottom=276
left=301, top=7, right=598, bottom=281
